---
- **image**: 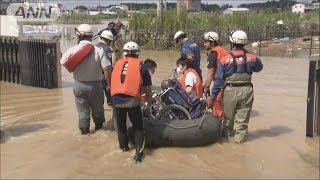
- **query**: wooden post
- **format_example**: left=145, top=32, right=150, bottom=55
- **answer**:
left=309, top=31, right=313, bottom=58
left=259, top=34, right=262, bottom=56
left=0, top=36, right=3, bottom=81
left=306, top=55, right=320, bottom=137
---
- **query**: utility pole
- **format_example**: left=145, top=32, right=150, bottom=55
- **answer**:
left=157, top=0, right=163, bottom=24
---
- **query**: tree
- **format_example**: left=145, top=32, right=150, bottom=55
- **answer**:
left=201, top=3, right=220, bottom=12
left=221, top=4, right=232, bottom=10
left=74, top=6, right=88, bottom=12
left=239, top=0, right=297, bottom=11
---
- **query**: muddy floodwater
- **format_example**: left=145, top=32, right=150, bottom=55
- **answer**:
left=1, top=45, right=319, bottom=179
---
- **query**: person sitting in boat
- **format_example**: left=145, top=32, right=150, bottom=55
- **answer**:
left=160, top=79, right=206, bottom=119
left=176, top=57, right=203, bottom=99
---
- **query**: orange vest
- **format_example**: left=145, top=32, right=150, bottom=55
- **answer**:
left=220, top=50, right=257, bottom=66
left=111, top=57, right=143, bottom=99
left=210, top=46, right=229, bottom=75
left=179, top=68, right=203, bottom=98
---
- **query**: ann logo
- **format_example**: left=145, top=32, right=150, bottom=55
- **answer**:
left=7, top=3, right=60, bottom=22
left=14, top=5, right=53, bottom=18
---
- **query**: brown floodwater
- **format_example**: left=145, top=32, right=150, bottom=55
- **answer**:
left=0, top=40, right=319, bottom=179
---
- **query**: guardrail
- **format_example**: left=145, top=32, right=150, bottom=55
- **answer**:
left=0, top=36, right=61, bottom=88
left=306, top=55, right=320, bottom=137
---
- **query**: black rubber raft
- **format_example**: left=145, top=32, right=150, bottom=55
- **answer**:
left=141, top=112, right=221, bottom=147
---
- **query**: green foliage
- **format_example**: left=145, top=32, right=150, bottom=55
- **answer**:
left=56, top=13, right=101, bottom=24
left=239, top=0, right=297, bottom=10
left=127, top=10, right=319, bottom=50
left=56, top=13, right=125, bottom=24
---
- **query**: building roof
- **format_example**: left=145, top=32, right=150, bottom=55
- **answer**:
left=226, top=8, right=250, bottom=12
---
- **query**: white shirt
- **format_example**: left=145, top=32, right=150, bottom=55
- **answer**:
left=183, top=71, right=199, bottom=97
left=185, top=71, right=197, bottom=88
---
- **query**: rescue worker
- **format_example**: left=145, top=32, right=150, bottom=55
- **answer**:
left=111, top=41, right=153, bottom=163
left=174, top=30, right=202, bottom=80
left=110, top=21, right=125, bottom=65
left=207, top=30, right=263, bottom=143
left=176, top=57, right=203, bottom=99
left=202, top=32, right=229, bottom=96
left=144, top=58, right=157, bottom=76
left=96, top=30, right=114, bottom=107
left=60, top=24, right=112, bottom=135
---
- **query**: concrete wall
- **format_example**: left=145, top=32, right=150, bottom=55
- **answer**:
left=0, top=15, right=19, bottom=37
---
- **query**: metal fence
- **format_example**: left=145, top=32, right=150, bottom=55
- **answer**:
left=0, top=36, right=61, bottom=88
left=306, top=55, right=320, bottom=137
left=0, top=37, right=19, bottom=83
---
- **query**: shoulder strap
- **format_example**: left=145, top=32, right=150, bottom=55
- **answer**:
left=243, top=51, right=247, bottom=73
left=230, top=52, right=237, bottom=73
left=230, top=51, right=248, bottom=73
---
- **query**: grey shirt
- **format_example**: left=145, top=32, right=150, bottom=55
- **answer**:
left=60, top=40, right=111, bottom=81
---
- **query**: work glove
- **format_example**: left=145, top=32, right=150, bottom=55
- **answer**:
left=106, top=85, right=111, bottom=93
left=206, top=96, right=214, bottom=108
left=145, top=104, right=154, bottom=119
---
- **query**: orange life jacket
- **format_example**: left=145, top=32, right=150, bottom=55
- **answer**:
left=179, top=68, right=203, bottom=98
left=111, top=57, right=143, bottom=99
left=220, top=50, right=257, bottom=66
left=209, top=46, right=229, bottom=75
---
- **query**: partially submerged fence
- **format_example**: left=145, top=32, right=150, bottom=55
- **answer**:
left=0, top=37, right=19, bottom=83
left=0, top=36, right=61, bottom=88
left=306, top=55, right=320, bottom=137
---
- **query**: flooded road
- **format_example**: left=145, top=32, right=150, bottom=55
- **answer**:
left=1, top=45, right=319, bottom=179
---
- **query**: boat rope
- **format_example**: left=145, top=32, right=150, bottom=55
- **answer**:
left=162, top=107, right=209, bottom=129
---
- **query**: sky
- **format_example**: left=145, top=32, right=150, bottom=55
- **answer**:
left=40, top=0, right=313, bottom=9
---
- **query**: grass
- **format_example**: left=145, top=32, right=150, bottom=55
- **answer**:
left=126, top=10, right=319, bottom=50
left=56, top=13, right=126, bottom=24
left=55, top=10, right=319, bottom=50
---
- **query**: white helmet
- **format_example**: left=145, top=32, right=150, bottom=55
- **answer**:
left=229, top=30, right=248, bottom=45
left=100, top=30, right=113, bottom=41
left=123, top=41, right=140, bottom=56
left=76, top=24, right=93, bottom=36
left=203, top=31, right=219, bottom=42
left=173, top=30, right=185, bottom=40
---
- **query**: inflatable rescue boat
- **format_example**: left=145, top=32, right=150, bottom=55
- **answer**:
left=142, top=112, right=221, bottom=147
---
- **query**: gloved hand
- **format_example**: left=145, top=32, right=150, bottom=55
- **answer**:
left=145, top=104, right=153, bottom=117
left=206, top=96, right=214, bottom=108
left=106, top=85, right=111, bottom=93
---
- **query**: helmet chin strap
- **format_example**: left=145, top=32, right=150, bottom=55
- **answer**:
left=230, top=42, right=234, bottom=50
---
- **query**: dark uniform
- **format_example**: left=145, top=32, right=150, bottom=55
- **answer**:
left=96, top=42, right=113, bottom=106
left=211, top=48, right=263, bottom=143
left=181, top=39, right=202, bottom=80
